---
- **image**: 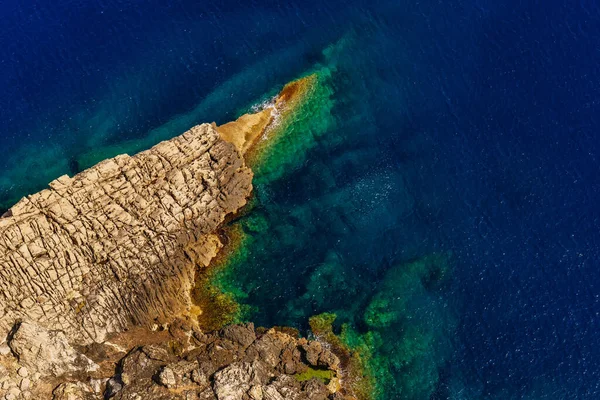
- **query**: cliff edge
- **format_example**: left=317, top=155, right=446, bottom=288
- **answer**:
left=0, top=124, right=252, bottom=345
left=0, top=76, right=357, bottom=400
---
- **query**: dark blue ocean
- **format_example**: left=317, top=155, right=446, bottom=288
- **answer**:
left=1, top=0, right=599, bottom=398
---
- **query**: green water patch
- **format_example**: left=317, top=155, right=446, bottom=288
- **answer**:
left=204, top=33, right=458, bottom=400
left=306, top=254, right=456, bottom=400
left=191, top=225, right=258, bottom=331
left=308, top=313, right=376, bottom=400
left=205, top=40, right=343, bottom=317
left=248, top=70, right=339, bottom=185
left=210, top=204, right=457, bottom=400
left=359, top=254, right=456, bottom=400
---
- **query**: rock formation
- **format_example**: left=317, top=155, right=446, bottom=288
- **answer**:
left=0, top=320, right=349, bottom=399
left=94, top=323, right=343, bottom=400
left=0, top=76, right=358, bottom=399
left=0, top=124, right=252, bottom=345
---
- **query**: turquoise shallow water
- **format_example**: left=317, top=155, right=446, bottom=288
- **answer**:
left=211, top=37, right=458, bottom=398
left=3, top=0, right=600, bottom=399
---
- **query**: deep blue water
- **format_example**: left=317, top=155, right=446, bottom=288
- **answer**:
left=2, top=0, right=600, bottom=398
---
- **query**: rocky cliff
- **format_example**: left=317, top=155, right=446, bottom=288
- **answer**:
left=0, top=320, right=347, bottom=400
left=0, top=124, right=252, bottom=345
left=0, top=77, right=357, bottom=400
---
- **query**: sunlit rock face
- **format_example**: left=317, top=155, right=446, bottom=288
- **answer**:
left=0, top=123, right=252, bottom=344
left=0, top=73, right=360, bottom=400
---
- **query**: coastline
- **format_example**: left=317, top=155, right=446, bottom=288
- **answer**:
left=193, top=71, right=376, bottom=400
left=189, top=74, right=325, bottom=331
left=0, top=68, right=369, bottom=399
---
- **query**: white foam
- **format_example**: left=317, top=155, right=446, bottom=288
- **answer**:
left=249, top=95, right=282, bottom=141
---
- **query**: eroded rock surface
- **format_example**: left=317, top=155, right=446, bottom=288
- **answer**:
left=87, top=323, right=346, bottom=400
left=0, top=123, right=253, bottom=344
left=0, top=322, right=348, bottom=399
left=9, top=321, right=98, bottom=378
left=0, top=77, right=359, bottom=399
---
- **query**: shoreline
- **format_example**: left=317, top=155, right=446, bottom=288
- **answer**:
left=188, top=73, right=322, bottom=331
left=0, top=68, right=369, bottom=399
left=192, top=72, right=372, bottom=400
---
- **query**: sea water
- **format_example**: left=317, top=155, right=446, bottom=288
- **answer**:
left=1, top=0, right=600, bottom=399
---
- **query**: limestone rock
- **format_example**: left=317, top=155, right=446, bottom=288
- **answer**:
left=8, top=321, right=98, bottom=378
left=105, top=378, right=123, bottom=398
left=0, top=124, right=253, bottom=344
left=157, top=367, right=177, bottom=388
left=247, top=385, right=263, bottom=400
left=303, top=342, right=322, bottom=366
left=52, top=382, right=96, bottom=400
left=0, top=81, right=358, bottom=399
left=213, top=361, right=267, bottom=400
left=0, top=345, right=10, bottom=356
left=302, top=341, right=340, bottom=371
left=191, top=368, right=209, bottom=386
left=18, top=378, right=29, bottom=391
left=84, top=324, right=349, bottom=400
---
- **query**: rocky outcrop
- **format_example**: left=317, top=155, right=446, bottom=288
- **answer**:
left=9, top=321, right=98, bottom=378
left=0, top=322, right=349, bottom=399
left=88, top=323, right=345, bottom=400
left=0, top=76, right=358, bottom=399
left=0, top=123, right=253, bottom=345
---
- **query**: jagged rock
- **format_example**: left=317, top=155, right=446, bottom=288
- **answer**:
left=191, top=368, right=209, bottom=386
left=0, top=124, right=253, bottom=344
left=157, top=366, right=177, bottom=388
left=303, top=342, right=322, bottom=366
left=8, top=321, right=98, bottom=378
left=52, top=382, right=96, bottom=400
left=247, top=385, right=263, bottom=400
left=213, top=361, right=268, bottom=400
left=105, top=378, right=123, bottom=398
left=87, top=325, right=350, bottom=400
left=317, top=349, right=340, bottom=371
left=262, top=386, right=285, bottom=400
left=0, top=80, right=360, bottom=399
left=265, top=375, right=304, bottom=399
left=120, top=373, right=131, bottom=386
left=303, top=379, right=330, bottom=400
left=142, top=344, right=173, bottom=363
left=221, top=323, right=256, bottom=350
left=301, top=341, right=340, bottom=372
left=252, top=329, right=298, bottom=369
left=88, top=379, right=105, bottom=395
